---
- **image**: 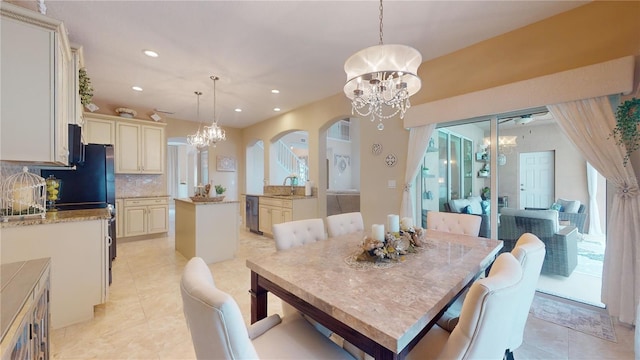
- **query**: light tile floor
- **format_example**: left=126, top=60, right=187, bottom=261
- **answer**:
left=52, top=228, right=635, bottom=359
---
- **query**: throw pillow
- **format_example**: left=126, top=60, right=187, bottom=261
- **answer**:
left=462, top=205, right=473, bottom=214
left=466, top=197, right=483, bottom=215
left=550, top=203, right=563, bottom=211
left=557, top=198, right=580, bottom=213
left=481, top=200, right=490, bottom=214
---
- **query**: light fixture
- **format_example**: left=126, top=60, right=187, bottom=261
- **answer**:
left=273, top=107, right=281, bottom=112
left=203, top=76, right=226, bottom=147
left=343, top=0, right=422, bottom=130
left=234, top=108, right=242, bottom=112
left=271, top=89, right=280, bottom=94
left=187, top=91, right=210, bottom=149
left=483, top=135, right=517, bottom=165
left=143, top=49, right=159, bottom=58
left=132, top=86, right=143, bottom=92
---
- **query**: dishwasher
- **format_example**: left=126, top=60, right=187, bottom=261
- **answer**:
left=246, top=195, right=262, bottom=234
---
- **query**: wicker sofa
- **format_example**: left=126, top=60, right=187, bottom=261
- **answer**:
left=444, top=197, right=490, bottom=238
left=525, top=204, right=587, bottom=233
left=498, top=208, right=578, bottom=277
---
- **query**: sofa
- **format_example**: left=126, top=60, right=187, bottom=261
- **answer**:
left=444, top=197, right=490, bottom=238
left=498, top=208, right=578, bottom=277
left=526, top=198, right=587, bottom=234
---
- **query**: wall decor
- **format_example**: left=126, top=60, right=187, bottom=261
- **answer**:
left=371, top=143, right=383, bottom=155
left=216, top=155, right=236, bottom=172
left=385, top=154, right=397, bottom=167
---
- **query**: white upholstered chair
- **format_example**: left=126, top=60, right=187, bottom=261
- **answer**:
left=272, top=218, right=332, bottom=336
left=326, top=212, right=365, bottom=237
left=407, top=252, right=523, bottom=360
left=426, top=211, right=482, bottom=236
left=272, top=218, right=327, bottom=251
left=180, top=257, right=355, bottom=360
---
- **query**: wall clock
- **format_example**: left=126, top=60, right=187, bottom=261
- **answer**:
left=371, top=143, right=382, bottom=155
left=385, top=154, right=397, bottom=167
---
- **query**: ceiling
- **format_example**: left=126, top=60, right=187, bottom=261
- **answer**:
left=10, top=1, right=588, bottom=129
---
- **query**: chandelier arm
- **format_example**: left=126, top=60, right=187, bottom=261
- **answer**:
left=379, top=0, right=383, bottom=45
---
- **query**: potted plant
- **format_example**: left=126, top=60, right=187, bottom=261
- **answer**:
left=481, top=187, right=490, bottom=200
left=610, top=97, right=640, bottom=166
left=215, top=185, right=226, bottom=196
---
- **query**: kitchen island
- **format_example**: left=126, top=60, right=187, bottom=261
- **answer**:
left=175, top=198, right=239, bottom=264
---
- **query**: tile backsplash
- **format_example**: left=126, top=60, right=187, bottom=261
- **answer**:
left=116, top=174, right=167, bottom=198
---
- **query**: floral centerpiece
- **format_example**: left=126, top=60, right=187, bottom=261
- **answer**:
left=356, top=225, right=427, bottom=263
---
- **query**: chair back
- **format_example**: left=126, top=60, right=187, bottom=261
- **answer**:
left=426, top=211, right=482, bottom=236
left=439, top=253, right=523, bottom=360
left=180, top=257, right=259, bottom=359
left=273, top=218, right=327, bottom=251
left=326, top=212, right=364, bottom=237
left=508, top=233, right=546, bottom=352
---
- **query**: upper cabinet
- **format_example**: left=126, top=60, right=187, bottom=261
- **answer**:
left=84, top=115, right=115, bottom=145
left=115, top=120, right=165, bottom=174
left=0, top=3, right=74, bottom=165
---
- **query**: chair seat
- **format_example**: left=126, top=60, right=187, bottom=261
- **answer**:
left=253, top=312, right=354, bottom=359
left=406, top=325, right=450, bottom=360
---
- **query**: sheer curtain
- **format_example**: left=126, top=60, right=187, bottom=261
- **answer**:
left=401, top=124, right=436, bottom=221
left=548, top=96, right=640, bottom=324
left=586, top=162, right=603, bottom=235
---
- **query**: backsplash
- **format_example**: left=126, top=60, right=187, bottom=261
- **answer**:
left=0, top=162, right=41, bottom=181
left=116, top=174, right=166, bottom=198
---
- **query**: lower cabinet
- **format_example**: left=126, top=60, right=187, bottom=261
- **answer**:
left=258, top=197, right=316, bottom=236
left=122, top=197, right=169, bottom=237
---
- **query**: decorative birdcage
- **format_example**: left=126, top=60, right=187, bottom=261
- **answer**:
left=1, top=167, right=46, bottom=221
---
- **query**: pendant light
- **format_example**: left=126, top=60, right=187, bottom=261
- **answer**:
left=204, top=75, right=226, bottom=147
left=187, top=91, right=210, bottom=149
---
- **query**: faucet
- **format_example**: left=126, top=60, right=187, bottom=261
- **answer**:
left=283, top=176, right=297, bottom=195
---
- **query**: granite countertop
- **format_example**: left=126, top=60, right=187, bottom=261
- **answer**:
left=117, top=195, right=170, bottom=199
left=243, top=194, right=316, bottom=200
left=175, top=198, right=239, bottom=205
left=0, top=208, right=111, bottom=228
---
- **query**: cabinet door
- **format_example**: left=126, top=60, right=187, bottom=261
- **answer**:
left=115, top=199, right=123, bottom=238
left=116, top=123, right=141, bottom=173
left=271, top=207, right=285, bottom=227
left=85, top=119, right=115, bottom=145
left=0, top=17, right=56, bottom=163
left=54, top=38, right=70, bottom=165
left=147, top=205, right=169, bottom=234
left=282, top=209, right=292, bottom=223
left=258, top=206, right=271, bottom=234
left=141, top=125, right=165, bottom=174
left=124, top=206, right=146, bottom=237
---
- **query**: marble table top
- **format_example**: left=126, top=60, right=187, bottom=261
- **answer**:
left=246, top=230, right=503, bottom=353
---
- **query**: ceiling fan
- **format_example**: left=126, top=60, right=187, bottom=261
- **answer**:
left=498, top=111, right=553, bottom=125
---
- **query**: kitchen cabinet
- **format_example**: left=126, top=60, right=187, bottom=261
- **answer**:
left=258, top=196, right=316, bottom=236
left=115, top=198, right=123, bottom=238
left=0, top=2, right=73, bottom=165
left=0, top=258, right=51, bottom=360
left=115, top=120, right=165, bottom=174
left=122, top=197, right=169, bottom=237
left=84, top=116, right=115, bottom=145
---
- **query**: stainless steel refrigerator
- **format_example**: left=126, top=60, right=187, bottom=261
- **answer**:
left=42, top=144, right=116, bottom=284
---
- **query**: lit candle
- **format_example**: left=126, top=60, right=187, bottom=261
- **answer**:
left=387, top=214, right=400, bottom=233
left=401, top=217, right=414, bottom=230
left=372, top=224, right=385, bottom=241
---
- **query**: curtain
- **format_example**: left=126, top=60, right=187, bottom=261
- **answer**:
left=167, top=145, right=179, bottom=199
left=548, top=96, right=640, bottom=324
left=401, top=124, right=436, bottom=221
left=586, top=162, right=603, bottom=235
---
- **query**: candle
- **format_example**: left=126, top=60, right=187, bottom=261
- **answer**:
left=372, top=224, right=385, bottom=241
left=401, top=217, right=414, bottom=230
left=387, top=214, right=400, bottom=233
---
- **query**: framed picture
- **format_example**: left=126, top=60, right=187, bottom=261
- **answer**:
left=216, top=155, right=236, bottom=172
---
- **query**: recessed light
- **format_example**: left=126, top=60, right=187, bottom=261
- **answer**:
left=143, top=50, right=158, bottom=58
left=234, top=108, right=242, bottom=112
left=273, top=107, right=281, bottom=112
left=271, top=89, right=280, bottom=94
left=132, top=86, right=143, bottom=92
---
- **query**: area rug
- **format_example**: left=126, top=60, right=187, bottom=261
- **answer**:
left=529, top=294, right=617, bottom=342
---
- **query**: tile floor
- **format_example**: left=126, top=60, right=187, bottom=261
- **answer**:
left=52, top=228, right=635, bottom=359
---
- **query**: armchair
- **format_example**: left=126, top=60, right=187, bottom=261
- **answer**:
left=498, top=208, right=578, bottom=277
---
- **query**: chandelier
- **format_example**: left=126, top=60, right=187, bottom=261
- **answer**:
left=203, top=75, right=226, bottom=147
left=343, top=0, right=422, bottom=130
left=187, top=91, right=210, bottom=149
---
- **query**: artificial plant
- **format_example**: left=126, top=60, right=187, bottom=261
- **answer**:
left=610, top=97, right=640, bottom=166
left=79, top=67, right=93, bottom=106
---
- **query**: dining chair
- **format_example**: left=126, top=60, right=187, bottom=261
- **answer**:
left=426, top=211, right=482, bottom=236
left=326, top=212, right=365, bottom=237
left=180, top=257, right=355, bottom=360
left=436, top=233, right=546, bottom=359
left=407, top=252, right=523, bottom=360
left=272, top=218, right=332, bottom=336
left=272, top=218, right=327, bottom=251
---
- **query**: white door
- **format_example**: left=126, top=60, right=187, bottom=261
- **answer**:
left=519, top=151, right=554, bottom=208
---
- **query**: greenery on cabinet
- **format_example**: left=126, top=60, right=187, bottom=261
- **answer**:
left=79, top=68, right=94, bottom=106
left=215, top=185, right=226, bottom=195
left=610, top=97, right=640, bottom=166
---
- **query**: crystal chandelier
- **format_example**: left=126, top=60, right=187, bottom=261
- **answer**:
left=204, top=75, right=226, bottom=147
left=187, top=91, right=210, bottom=148
left=343, top=0, right=422, bottom=130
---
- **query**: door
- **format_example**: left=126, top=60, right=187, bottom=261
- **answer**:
left=519, top=151, right=554, bottom=208
left=116, top=123, right=140, bottom=173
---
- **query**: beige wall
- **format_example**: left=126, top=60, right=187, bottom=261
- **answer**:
left=240, top=1, right=639, bottom=227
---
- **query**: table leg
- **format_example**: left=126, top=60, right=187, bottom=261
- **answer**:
left=250, top=271, right=267, bottom=324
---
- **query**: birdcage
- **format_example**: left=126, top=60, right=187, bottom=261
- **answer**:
left=1, top=167, right=46, bottom=221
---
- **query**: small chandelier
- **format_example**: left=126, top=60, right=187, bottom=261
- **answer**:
left=187, top=91, right=210, bottom=149
left=343, top=0, right=422, bottom=130
left=204, top=75, right=226, bottom=147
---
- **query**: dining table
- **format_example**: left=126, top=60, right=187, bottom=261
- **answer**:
left=246, top=230, right=503, bottom=360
